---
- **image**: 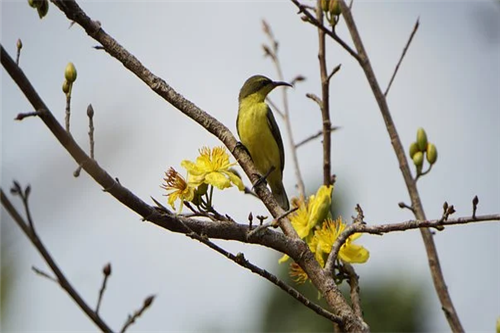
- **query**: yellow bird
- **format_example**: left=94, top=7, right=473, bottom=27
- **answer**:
left=237, top=75, right=291, bottom=210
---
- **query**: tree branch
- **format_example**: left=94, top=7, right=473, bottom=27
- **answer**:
left=316, top=1, right=333, bottom=186
left=384, top=18, right=419, bottom=97
left=0, top=188, right=113, bottom=332
left=325, top=213, right=500, bottom=275
left=331, top=1, right=465, bottom=331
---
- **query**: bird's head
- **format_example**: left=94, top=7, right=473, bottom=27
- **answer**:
left=238, top=75, right=292, bottom=103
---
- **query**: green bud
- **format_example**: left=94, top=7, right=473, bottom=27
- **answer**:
left=412, top=151, right=424, bottom=168
left=321, top=0, right=330, bottom=12
left=409, top=142, right=419, bottom=159
left=17, top=39, right=23, bottom=50
left=329, top=0, right=341, bottom=16
left=62, top=80, right=70, bottom=94
left=37, top=0, right=48, bottom=19
left=28, top=0, right=42, bottom=8
left=426, top=143, right=438, bottom=165
left=416, top=127, right=428, bottom=151
left=64, top=62, right=77, bottom=83
left=496, top=317, right=500, bottom=333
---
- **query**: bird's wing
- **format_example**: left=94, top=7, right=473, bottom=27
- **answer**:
left=266, top=106, right=285, bottom=173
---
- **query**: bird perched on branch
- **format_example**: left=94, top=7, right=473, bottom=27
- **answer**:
left=237, top=75, right=291, bottom=211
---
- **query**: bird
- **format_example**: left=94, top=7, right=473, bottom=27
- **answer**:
left=236, top=75, right=291, bottom=211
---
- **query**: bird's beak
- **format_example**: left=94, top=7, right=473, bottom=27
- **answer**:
left=273, top=81, right=293, bottom=88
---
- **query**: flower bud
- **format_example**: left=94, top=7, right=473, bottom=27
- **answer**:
left=62, top=80, right=70, bottom=94
left=412, top=151, right=424, bottom=168
left=17, top=39, right=23, bottom=50
left=426, top=143, right=438, bottom=165
left=321, top=0, right=330, bottom=12
left=409, top=142, right=419, bottom=159
left=329, top=0, right=341, bottom=16
left=64, top=62, right=77, bottom=83
left=416, top=127, right=428, bottom=151
left=37, top=0, right=48, bottom=19
left=28, top=0, right=41, bottom=8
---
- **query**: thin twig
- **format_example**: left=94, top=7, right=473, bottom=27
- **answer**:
left=327, top=64, right=342, bottom=82
left=290, top=0, right=361, bottom=62
left=32, top=266, right=58, bottom=283
left=472, top=196, right=479, bottom=219
left=343, top=263, right=362, bottom=318
left=0, top=187, right=113, bottom=332
left=65, top=89, right=72, bottom=133
left=295, top=126, right=340, bottom=149
left=96, top=263, right=111, bottom=315
left=324, top=213, right=500, bottom=276
left=384, top=18, right=419, bottom=97
left=87, top=104, right=95, bottom=159
left=120, top=295, right=155, bottom=333
left=16, top=39, right=22, bottom=65
left=247, top=206, right=298, bottom=238
left=306, top=93, right=323, bottom=109
left=262, top=19, right=307, bottom=198
left=266, top=97, right=284, bottom=118
left=316, top=2, right=333, bottom=186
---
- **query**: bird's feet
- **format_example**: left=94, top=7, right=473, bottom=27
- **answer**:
left=253, top=166, right=275, bottom=189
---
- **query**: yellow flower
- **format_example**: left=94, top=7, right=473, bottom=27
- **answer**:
left=181, top=146, right=244, bottom=191
left=161, top=167, right=195, bottom=211
left=311, top=218, right=369, bottom=266
left=307, top=185, right=333, bottom=230
left=289, top=263, right=309, bottom=284
left=279, top=185, right=333, bottom=264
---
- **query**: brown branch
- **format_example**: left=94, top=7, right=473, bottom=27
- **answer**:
left=334, top=1, right=465, bottom=331
left=120, top=295, right=155, bottom=333
left=0, top=188, right=113, bottom=332
left=262, top=19, right=307, bottom=199
left=316, top=2, right=333, bottom=186
left=290, top=0, right=361, bottom=62
left=87, top=104, right=95, bottom=159
left=295, top=126, right=340, bottom=149
left=96, top=263, right=111, bottom=315
left=16, top=38, right=22, bottom=65
left=328, top=63, right=342, bottom=82
left=384, top=18, right=419, bottom=97
left=343, top=263, right=362, bottom=318
left=325, top=213, right=500, bottom=275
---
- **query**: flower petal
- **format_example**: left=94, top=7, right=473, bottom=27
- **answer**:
left=205, top=172, right=231, bottom=189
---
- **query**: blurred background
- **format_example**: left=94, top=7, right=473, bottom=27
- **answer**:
left=1, top=1, right=499, bottom=332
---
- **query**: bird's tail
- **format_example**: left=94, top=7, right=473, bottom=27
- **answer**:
left=270, top=180, right=290, bottom=211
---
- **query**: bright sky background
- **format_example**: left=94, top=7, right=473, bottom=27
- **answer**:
left=1, top=1, right=499, bottom=332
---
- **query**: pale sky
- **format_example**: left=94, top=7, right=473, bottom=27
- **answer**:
left=1, top=1, right=499, bottom=332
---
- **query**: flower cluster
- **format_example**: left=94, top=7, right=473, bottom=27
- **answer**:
left=280, top=185, right=369, bottom=284
left=161, top=146, right=244, bottom=212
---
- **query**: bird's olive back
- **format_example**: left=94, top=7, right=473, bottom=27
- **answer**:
left=238, top=75, right=273, bottom=101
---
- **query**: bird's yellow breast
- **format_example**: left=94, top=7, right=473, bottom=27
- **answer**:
left=237, top=101, right=281, bottom=184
